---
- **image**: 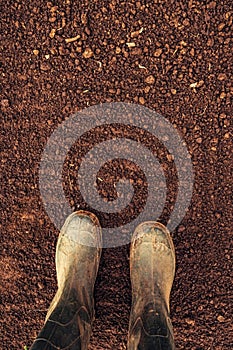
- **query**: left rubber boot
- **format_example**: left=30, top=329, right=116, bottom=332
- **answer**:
left=30, top=210, right=102, bottom=350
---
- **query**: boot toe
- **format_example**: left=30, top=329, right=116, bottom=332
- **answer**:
left=131, top=221, right=175, bottom=253
left=60, top=210, right=102, bottom=248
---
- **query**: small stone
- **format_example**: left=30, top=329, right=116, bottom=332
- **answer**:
left=126, top=42, right=136, bottom=48
left=185, top=318, right=195, bottom=326
left=1, top=99, right=10, bottom=107
left=207, top=38, right=214, bottom=47
left=131, top=30, right=140, bottom=38
left=38, top=282, right=43, bottom=290
left=49, top=28, right=56, bottom=38
left=178, top=225, right=185, bottom=233
left=59, top=46, right=67, bottom=55
left=180, top=40, right=187, bottom=47
left=145, top=75, right=155, bottom=84
left=154, top=48, right=163, bottom=57
left=171, top=89, right=177, bottom=95
left=49, top=17, right=57, bottom=23
left=115, top=47, right=121, bottom=54
left=139, top=96, right=145, bottom=104
left=190, top=82, right=198, bottom=88
left=217, top=315, right=225, bottom=323
left=81, top=12, right=87, bottom=25
left=190, top=80, right=204, bottom=88
left=183, top=18, right=190, bottom=26
left=219, top=113, right=226, bottom=119
left=220, top=92, right=226, bottom=99
left=50, top=48, right=57, bottom=55
left=50, top=6, right=58, bottom=12
left=190, top=48, right=195, bottom=56
left=82, top=48, right=93, bottom=58
left=33, top=49, right=39, bottom=56
left=218, top=23, right=225, bottom=31
left=197, top=80, right=204, bottom=87
left=217, top=73, right=227, bottom=81
left=85, top=26, right=91, bottom=36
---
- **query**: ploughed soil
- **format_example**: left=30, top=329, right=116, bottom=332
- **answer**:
left=0, top=1, right=232, bottom=349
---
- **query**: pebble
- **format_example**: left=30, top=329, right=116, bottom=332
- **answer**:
left=218, top=23, right=225, bottom=31
left=83, top=48, right=93, bottom=58
left=154, top=48, right=163, bottom=57
left=144, top=86, right=150, bottom=93
left=190, top=48, right=195, bottom=56
left=49, top=17, right=57, bottom=23
left=217, top=73, right=227, bottom=81
left=139, top=96, right=145, bottom=104
left=145, top=75, right=155, bottom=84
left=131, top=30, right=140, bottom=38
left=178, top=225, right=185, bottom=233
left=217, top=315, right=225, bottom=323
left=115, top=47, right=121, bottom=54
left=185, top=318, right=195, bottom=326
left=126, top=42, right=136, bottom=48
left=1, top=99, right=10, bottom=107
left=49, top=28, right=56, bottom=39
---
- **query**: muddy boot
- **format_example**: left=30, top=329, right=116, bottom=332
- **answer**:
left=30, top=210, right=102, bottom=350
left=128, top=222, right=176, bottom=350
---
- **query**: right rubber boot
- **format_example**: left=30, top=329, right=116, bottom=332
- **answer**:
left=128, top=221, right=176, bottom=350
left=30, top=210, right=102, bottom=350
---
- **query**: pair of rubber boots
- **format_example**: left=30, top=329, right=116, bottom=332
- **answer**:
left=30, top=210, right=176, bottom=349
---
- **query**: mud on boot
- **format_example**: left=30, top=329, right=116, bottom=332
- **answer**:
left=128, top=221, right=176, bottom=350
left=30, top=210, right=102, bottom=350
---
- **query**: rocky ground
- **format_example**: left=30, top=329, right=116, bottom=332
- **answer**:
left=0, top=1, right=232, bottom=349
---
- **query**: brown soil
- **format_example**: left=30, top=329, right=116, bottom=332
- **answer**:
left=0, top=1, right=232, bottom=349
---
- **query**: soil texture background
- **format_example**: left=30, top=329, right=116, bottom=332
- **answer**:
left=0, top=1, right=232, bottom=349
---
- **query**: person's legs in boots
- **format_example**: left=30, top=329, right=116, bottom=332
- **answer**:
left=128, top=222, right=176, bottom=350
left=30, top=210, right=102, bottom=350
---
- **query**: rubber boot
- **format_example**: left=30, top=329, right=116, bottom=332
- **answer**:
left=30, top=210, right=102, bottom=350
left=128, top=222, right=176, bottom=350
